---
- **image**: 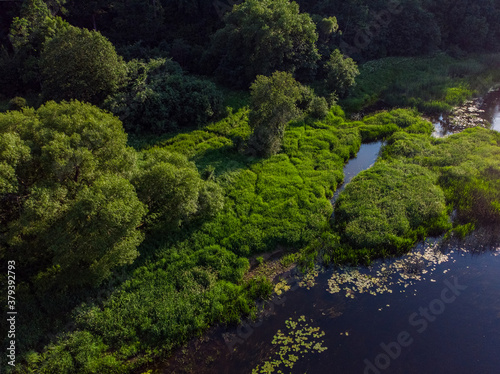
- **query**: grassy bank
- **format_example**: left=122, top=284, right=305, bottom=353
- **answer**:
left=332, top=128, right=500, bottom=264
left=11, top=63, right=500, bottom=374
left=14, top=102, right=443, bottom=373
left=341, top=53, right=500, bottom=114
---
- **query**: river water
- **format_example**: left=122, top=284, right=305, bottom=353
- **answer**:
left=154, top=92, right=500, bottom=374
left=433, top=89, right=500, bottom=137
left=481, top=89, right=500, bottom=131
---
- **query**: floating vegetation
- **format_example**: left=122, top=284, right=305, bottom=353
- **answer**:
left=274, top=279, right=291, bottom=296
left=252, top=316, right=327, bottom=374
left=447, top=99, right=490, bottom=131
left=298, top=267, right=321, bottom=290
left=327, top=241, right=453, bottom=298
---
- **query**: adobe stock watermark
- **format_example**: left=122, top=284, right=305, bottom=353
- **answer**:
left=363, top=276, right=467, bottom=374
left=340, top=0, right=403, bottom=57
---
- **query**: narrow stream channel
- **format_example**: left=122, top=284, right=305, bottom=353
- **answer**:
left=331, top=141, right=383, bottom=205
left=154, top=91, right=500, bottom=374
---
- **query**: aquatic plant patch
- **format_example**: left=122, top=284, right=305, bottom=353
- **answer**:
left=327, top=240, right=451, bottom=299
left=251, top=315, right=327, bottom=374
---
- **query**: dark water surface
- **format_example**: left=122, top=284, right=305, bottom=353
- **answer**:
left=158, top=240, right=500, bottom=374
left=213, top=246, right=500, bottom=374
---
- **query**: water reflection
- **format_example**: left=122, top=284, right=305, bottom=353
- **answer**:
left=432, top=89, right=500, bottom=137
left=331, top=141, right=383, bottom=205
left=480, top=89, right=500, bottom=131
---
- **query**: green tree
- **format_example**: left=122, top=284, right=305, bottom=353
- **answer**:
left=0, top=100, right=144, bottom=289
left=40, top=25, right=126, bottom=104
left=324, top=49, right=359, bottom=97
left=133, top=148, right=224, bottom=229
left=206, top=0, right=320, bottom=87
left=37, top=174, right=146, bottom=287
left=247, top=71, right=304, bottom=157
left=105, top=58, right=223, bottom=133
left=3, top=0, right=69, bottom=93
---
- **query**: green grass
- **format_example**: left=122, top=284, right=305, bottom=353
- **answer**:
left=15, top=90, right=500, bottom=373
left=341, top=53, right=500, bottom=114
left=18, top=104, right=437, bottom=373
left=334, top=160, right=451, bottom=256
left=332, top=127, right=500, bottom=265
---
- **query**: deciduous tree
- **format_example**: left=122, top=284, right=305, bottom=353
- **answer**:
left=206, top=0, right=320, bottom=87
left=0, top=100, right=144, bottom=289
left=40, top=26, right=126, bottom=104
left=248, top=71, right=304, bottom=157
left=324, top=49, right=359, bottom=97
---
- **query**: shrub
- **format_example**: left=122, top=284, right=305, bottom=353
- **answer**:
left=105, top=59, right=224, bottom=133
left=8, top=96, right=27, bottom=111
left=40, top=26, right=126, bottom=105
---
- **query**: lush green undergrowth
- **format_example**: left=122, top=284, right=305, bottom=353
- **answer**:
left=334, top=160, right=450, bottom=256
left=14, top=103, right=441, bottom=373
left=333, top=127, right=500, bottom=264
left=11, top=95, right=500, bottom=374
left=341, top=53, right=500, bottom=114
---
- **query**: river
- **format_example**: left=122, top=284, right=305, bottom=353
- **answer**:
left=433, top=89, right=500, bottom=137
left=481, top=89, right=500, bottom=131
left=153, top=91, right=500, bottom=374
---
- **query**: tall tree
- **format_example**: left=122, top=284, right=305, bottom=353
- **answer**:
left=206, top=0, right=320, bottom=87
left=3, top=0, right=69, bottom=93
left=324, top=49, right=359, bottom=97
left=40, top=25, right=126, bottom=104
left=247, top=71, right=304, bottom=157
left=0, top=100, right=144, bottom=289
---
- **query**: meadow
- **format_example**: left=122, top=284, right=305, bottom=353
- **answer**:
left=341, top=53, right=500, bottom=114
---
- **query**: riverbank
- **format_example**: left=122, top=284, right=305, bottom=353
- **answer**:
left=14, top=59, right=500, bottom=374
left=136, top=100, right=500, bottom=373
left=18, top=105, right=431, bottom=373
left=150, top=225, right=500, bottom=374
left=341, top=53, right=500, bottom=116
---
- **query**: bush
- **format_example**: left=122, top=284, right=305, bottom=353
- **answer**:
left=308, top=96, right=329, bottom=119
left=334, top=160, right=450, bottom=255
left=8, top=96, right=27, bottom=111
left=105, top=59, right=224, bottom=133
left=40, top=26, right=126, bottom=105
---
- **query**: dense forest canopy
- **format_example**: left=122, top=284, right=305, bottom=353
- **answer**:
left=1, top=0, right=500, bottom=99
left=1, top=0, right=500, bottom=373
